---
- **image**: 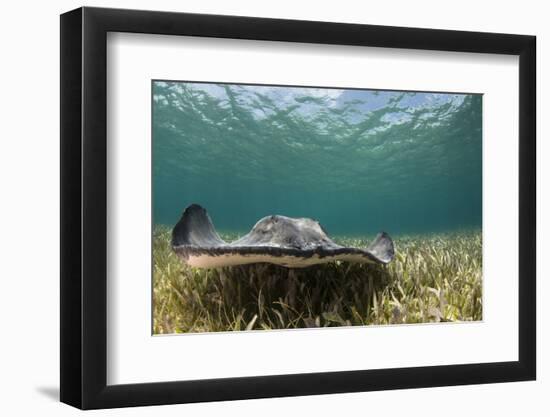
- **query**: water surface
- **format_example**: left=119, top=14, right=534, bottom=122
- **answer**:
left=152, top=81, right=482, bottom=237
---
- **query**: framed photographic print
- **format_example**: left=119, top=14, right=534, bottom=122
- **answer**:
left=60, top=6, right=536, bottom=409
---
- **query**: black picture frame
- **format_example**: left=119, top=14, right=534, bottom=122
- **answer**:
left=60, top=6, right=536, bottom=410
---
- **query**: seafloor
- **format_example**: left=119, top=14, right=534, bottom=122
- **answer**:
left=152, top=227, right=482, bottom=334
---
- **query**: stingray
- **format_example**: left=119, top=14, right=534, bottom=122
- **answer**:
left=171, top=204, right=395, bottom=268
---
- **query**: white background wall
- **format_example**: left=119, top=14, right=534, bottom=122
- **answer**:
left=0, top=0, right=546, bottom=415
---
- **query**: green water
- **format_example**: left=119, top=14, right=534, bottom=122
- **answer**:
left=152, top=81, right=482, bottom=236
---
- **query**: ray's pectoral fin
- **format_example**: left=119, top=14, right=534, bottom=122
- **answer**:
left=171, top=203, right=226, bottom=248
left=367, top=232, right=395, bottom=264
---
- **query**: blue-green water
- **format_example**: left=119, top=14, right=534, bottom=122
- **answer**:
left=153, top=81, right=482, bottom=236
